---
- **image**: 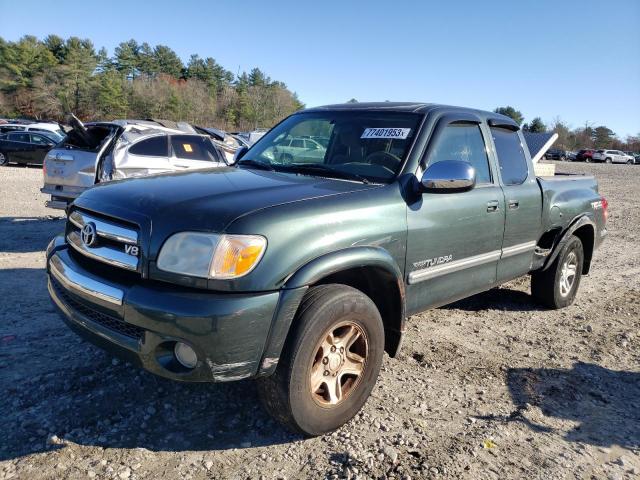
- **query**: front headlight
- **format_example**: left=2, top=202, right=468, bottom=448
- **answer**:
left=157, top=232, right=266, bottom=279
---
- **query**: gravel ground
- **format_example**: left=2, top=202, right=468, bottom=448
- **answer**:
left=0, top=162, right=638, bottom=480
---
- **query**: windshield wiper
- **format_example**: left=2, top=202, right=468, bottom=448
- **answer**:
left=237, top=159, right=274, bottom=171
left=281, top=163, right=370, bottom=184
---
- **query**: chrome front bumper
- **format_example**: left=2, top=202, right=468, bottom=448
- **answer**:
left=49, top=253, right=124, bottom=307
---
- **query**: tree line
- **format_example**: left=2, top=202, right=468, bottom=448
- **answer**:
left=0, top=35, right=304, bottom=131
left=494, top=106, right=639, bottom=152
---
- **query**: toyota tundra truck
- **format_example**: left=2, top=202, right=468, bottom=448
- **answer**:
left=46, top=103, right=607, bottom=436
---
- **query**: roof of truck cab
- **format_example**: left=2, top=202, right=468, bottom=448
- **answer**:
left=303, top=102, right=517, bottom=125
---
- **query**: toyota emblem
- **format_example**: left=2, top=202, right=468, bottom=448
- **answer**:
left=81, top=223, right=97, bottom=247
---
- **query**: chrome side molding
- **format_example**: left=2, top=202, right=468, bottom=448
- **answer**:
left=408, top=240, right=538, bottom=284
left=49, top=253, right=124, bottom=306
left=500, top=241, right=537, bottom=259
left=408, top=250, right=502, bottom=284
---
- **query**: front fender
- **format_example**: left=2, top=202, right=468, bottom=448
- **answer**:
left=283, top=246, right=404, bottom=290
left=256, top=247, right=406, bottom=376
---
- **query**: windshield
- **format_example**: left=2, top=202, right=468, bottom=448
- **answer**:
left=240, top=111, right=422, bottom=183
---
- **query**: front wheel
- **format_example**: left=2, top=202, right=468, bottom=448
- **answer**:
left=605, top=157, right=612, bottom=164
left=560, top=155, right=566, bottom=161
left=0, top=152, right=7, bottom=166
left=257, top=284, right=384, bottom=436
left=531, top=235, right=584, bottom=309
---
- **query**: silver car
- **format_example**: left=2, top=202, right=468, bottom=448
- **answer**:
left=42, top=117, right=227, bottom=209
left=591, top=149, right=635, bottom=164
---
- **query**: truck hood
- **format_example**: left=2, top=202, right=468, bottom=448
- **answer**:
left=73, top=166, right=379, bottom=234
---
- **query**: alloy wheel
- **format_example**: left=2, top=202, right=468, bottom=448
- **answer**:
left=559, top=251, right=578, bottom=297
left=309, top=321, right=368, bottom=407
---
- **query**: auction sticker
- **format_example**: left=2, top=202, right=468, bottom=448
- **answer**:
left=361, top=127, right=411, bottom=139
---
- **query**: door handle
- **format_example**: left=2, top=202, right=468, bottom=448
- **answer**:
left=487, top=200, right=499, bottom=212
left=508, top=200, right=519, bottom=209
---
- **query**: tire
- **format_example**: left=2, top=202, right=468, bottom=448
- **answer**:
left=605, top=157, right=612, bottom=164
left=279, top=153, right=293, bottom=165
left=627, top=160, right=633, bottom=165
left=257, top=284, right=385, bottom=436
left=585, top=157, right=591, bottom=163
left=0, top=152, right=7, bottom=166
left=560, top=155, right=566, bottom=162
left=531, top=235, right=584, bottom=309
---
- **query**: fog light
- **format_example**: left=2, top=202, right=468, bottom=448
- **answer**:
left=174, top=342, right=197, bottom=368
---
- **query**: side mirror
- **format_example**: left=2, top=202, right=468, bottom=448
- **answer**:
left=233, top=145, right=249, bottom=164
left=419, top=160, right=476, bottom=193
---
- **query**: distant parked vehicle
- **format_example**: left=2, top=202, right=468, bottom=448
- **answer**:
left=575, top=149, right=596, bottom=162
left=0, top=122, right=65, bottom=137
left=543, top=148, right=568, bottom=161
left=41, top=115, right=228, bottom=209
left=623, top=151, right=639, bottom=164
left=268, top=136, right=326, bottom=164
left=592, top=149, right=635, bottom=164
left=0, top=130, right=61, bottom=166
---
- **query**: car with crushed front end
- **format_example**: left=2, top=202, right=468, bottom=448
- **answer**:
left=41, top=115, right=227, bottom=210
left=46, top=102, right=608, bottom=436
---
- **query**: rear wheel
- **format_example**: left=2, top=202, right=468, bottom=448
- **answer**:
left=531, top=235, right=584, bottom=309
left=605, top=157, right=612, bottom=164
left=257, top=284, right=384, bottom=436
left=560, top=155, right=566, bottom=161
left=0, top=152, right=7, bottom=166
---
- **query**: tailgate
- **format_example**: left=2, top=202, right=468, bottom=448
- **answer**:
left=44, top=148, right=100, bottom=189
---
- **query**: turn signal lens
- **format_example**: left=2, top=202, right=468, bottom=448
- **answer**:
left=210, top=235, right=266, bottom=279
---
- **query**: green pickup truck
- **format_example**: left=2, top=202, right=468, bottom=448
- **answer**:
left=46, top=102, right=608, bottom=436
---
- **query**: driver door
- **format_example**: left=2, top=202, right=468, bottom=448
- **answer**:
left=405, top=117, right=505, bottom=315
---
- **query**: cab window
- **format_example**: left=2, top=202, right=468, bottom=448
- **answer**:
left=427, top=123, right=492, bottom=184
left=491, top=127, right=529, bottom=185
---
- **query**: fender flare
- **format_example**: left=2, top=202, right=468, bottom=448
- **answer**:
left=256, top=247, right=406, bottom=376
left=283, top=246, right=405, bottom=291
left=542, top=215, right=596, bottom=272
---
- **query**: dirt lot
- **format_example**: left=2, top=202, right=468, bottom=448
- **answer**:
left=0, top=162, right=638, bottom=480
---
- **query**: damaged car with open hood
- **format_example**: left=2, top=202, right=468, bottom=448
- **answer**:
left=41, top=115, right=228, bottom=210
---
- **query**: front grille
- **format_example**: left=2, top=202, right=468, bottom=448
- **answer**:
left=66, top=209, right=140, bottom=273
left=52, top=278, right=145, bottom=341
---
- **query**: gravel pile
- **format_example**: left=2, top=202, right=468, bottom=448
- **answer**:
left=0, top=163, right=638, bottom=479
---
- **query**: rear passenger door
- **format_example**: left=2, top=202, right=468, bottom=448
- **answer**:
left=405, top=116, right=506, bottom=314
left=124, top=136, right=172, bottom=175
left=489, top=124, right=542, bottom=283
left=28, top=133, right=55, bottom=164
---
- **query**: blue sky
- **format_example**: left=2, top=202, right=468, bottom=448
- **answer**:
left=1, top=0, right=638, bottom=137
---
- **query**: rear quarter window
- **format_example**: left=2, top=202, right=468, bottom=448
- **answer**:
left=491, top=127, right=529, bottom=185
left=171, top=135, right=224, bottom=162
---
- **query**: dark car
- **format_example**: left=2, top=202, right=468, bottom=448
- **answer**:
left=0, top=131, right=62, bottom=166
left=575, top=149, right=596, bottom=162
left=543, top=148, right=568, bottom=161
